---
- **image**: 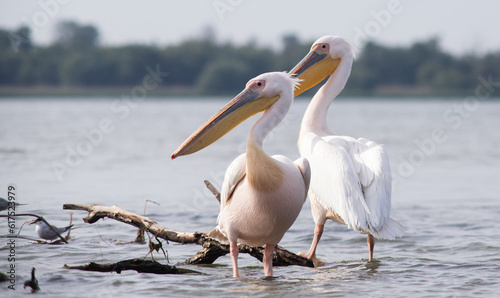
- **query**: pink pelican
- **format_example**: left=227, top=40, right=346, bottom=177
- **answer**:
left=172, top=72, right=310, bottom=277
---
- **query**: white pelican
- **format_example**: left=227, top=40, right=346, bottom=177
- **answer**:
left=172, top=72, right=310, bottom=277
left=288, top=36, right=405, bottom=265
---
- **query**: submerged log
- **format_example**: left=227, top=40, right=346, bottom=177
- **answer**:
left=64, top=259, right=199, bottom=274
left=63, top=204, right=313, bottom=268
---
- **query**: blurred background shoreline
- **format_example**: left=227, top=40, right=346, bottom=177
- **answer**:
left=1, top=21, right=499, bottom=98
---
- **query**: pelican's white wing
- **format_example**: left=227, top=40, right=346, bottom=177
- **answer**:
left=351, top=138, right=391, bottom=231
left=294, top=157, right=311, bottom=193
left=220, top=153, right=247, bottom=209
left=300, top=133, right=368, bottom=232
left=208, top=153, right=246, bottom=242
left=350, top=137, right=405, bottom=239
left=300, top=133, right=404, bottom=239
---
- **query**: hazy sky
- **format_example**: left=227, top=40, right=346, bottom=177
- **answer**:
left=1, top=0, right=499, bottom=55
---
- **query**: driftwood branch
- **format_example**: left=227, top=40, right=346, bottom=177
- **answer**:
left=63, top=204, right=313, bottom=267
left=133, top=200, right=161, bottom=244
left=204, top=180, right=220, bottom=203
left=64, top=259, right=200, bottom=275
left=63, top=204, right=201, bottom=243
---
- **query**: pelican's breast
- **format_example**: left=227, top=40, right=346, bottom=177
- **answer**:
left=245, top=138, right=284, bottom=193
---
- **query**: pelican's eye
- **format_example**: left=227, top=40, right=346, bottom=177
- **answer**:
left=312, top=43, right=330, bottom=54
left=248, top=80, right=265, bottom=92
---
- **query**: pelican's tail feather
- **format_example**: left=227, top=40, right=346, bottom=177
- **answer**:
left=371, top=218, right=406, bottom=240
left=207, top=226, right=228, bottom=243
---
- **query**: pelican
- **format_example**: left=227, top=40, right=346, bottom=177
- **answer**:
left=288, top=36, right=405, bottom=266
left=172, top=72, right=310, bottom=277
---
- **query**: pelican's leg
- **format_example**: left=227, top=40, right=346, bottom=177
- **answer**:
left=298, top=224, right=325, bottom=267
left=367, top=234, right=375, bottom=262
left=263, top=244, right=275, bottom=276
left=230, top=240, right=240, bottom=277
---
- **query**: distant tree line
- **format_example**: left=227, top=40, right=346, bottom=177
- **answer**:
left=1, top=21, right=499, bottom=95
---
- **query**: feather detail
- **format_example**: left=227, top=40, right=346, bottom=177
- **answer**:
left=246, top=138, right=284, bottom=193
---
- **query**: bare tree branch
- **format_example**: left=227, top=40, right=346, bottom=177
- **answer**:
left=63, top=204, right=313, bottom=267
left=204, top=180, right=220, bottom=203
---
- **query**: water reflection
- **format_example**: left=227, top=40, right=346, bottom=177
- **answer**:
left=363, top=260, right=381, bottom=273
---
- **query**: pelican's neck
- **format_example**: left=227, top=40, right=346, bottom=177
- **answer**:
left=299, top=56, right=353, bottom=140
left=248, top=96, right=290, bottom=147
left=246, top=88, right=292, bottom=192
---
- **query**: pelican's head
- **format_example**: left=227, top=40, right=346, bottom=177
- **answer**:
left=289, top=35, right=354, bottom=96
left=172, top=72, right=299, bottom=159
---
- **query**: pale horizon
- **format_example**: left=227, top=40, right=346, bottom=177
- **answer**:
left=1, top=0, right=499, bottom=56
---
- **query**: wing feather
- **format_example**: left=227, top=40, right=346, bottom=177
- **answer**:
left=300, top=133, right=369, bottom=232
left=220, top=153, right=247, bottom=209
left=294, top=157, right=311, bottom=193
left=301, top=133, right=402, bottom=238
left=354, top=138, right=392, bottom=230
left=209, top=153, right=246, bottom=242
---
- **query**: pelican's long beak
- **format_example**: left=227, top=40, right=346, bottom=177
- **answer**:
left=289, top=47, right=340, bottom=96
left=171, top=90, right=279, bottom=159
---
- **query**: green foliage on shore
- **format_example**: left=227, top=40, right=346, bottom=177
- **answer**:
left=1, top=21, right=499, bottom=96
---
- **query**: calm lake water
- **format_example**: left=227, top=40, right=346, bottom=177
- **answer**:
left=1, top=97, right=500, bottom=297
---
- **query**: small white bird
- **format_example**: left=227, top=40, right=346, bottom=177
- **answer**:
left=0, top=197, right=26, bottom=211
left=31, top=219, right=74, bottom=241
